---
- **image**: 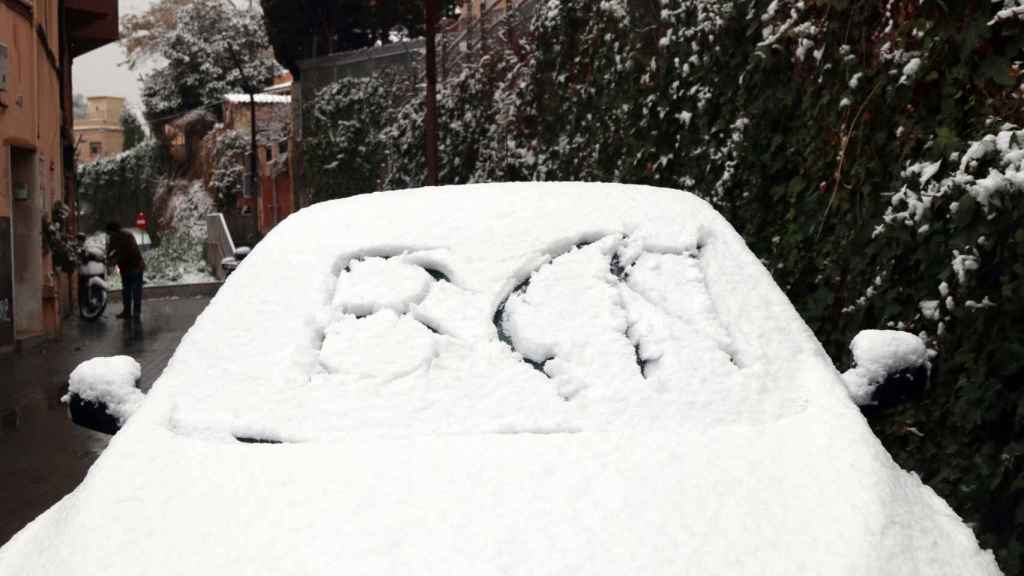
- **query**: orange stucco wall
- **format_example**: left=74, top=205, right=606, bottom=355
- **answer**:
left=1, top=1, right=67, bottom=339
left=75, top=127, right=125, bottom=162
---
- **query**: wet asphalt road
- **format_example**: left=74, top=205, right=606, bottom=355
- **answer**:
left=0, top=296, right=211, bottom=547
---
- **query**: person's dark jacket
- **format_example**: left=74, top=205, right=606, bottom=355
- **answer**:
left=107, top=229, right=146, bottom=275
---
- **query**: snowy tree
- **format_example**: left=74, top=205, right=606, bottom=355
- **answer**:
left=126, top=0, right=279, bottom=120
left=204, top=129, right=249, bottom=211
left=120, top=0, right=192, bottom=68
left=120, top=109, right=146, bottom=151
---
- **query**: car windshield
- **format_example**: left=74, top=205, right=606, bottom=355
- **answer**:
left=160, top=185, right=811, bottom=443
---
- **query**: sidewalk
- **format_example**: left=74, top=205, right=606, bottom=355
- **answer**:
left=0, top=295, right=213, bottom=546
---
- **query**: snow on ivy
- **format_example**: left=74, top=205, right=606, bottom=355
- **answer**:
left=988, top=0, right=1024, bottom=25
left=883, top=127, right=1024, bottom=231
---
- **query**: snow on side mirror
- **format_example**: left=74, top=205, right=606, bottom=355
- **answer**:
left=62, top=356, right=146, bottom=435
left=841, top=330, right=930, bottom=409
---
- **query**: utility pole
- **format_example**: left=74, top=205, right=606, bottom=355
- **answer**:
left=221, top=0, right=260, bottom=208
left=248, top=0, right=258, bottom=210
left=249, top=92, right=258, bottom=205
left=223, top=0, right=259, bottom=213
left=424, top=0, right=440, bottom=186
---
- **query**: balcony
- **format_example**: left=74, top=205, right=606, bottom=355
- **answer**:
left=66, top=0, right=118, bottom=58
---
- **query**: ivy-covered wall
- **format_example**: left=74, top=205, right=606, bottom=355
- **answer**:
left=304, top=1, right=1024, bottom=569
left=77, top=140, right=169, bottom=235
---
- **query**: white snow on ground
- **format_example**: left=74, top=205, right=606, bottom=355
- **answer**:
left=0, top=184, right=1001, bottom=575
left=841, top=330, right=929, bottom=405
left=144, top=182, right=217, bottom=286
left=61, top=356, right=145, bottom=425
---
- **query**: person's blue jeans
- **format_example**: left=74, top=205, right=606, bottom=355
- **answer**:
left=121, top=271, right=144, bottom=319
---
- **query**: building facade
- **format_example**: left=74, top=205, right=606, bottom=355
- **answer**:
left=222, top=90, right=294, bottom=237
left=0, top=0, right=118, bottom=350
left=462, top=0, right=511, bottom=19
left=73, top=95, right=125, bottom=163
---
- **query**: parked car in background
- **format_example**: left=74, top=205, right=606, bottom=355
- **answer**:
left=0, top=183, right=1002, bottom=575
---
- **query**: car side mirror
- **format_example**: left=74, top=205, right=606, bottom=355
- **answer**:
left=840, top=330, right=930, bottom=410
left=62, top=356, right=145, bottom=435
left=871, top=363, right=929, bottom=408
left=68, top=395, right=122, bottom=435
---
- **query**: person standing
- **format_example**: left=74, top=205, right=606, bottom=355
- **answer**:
left=105, top=221, right=146, bottom=321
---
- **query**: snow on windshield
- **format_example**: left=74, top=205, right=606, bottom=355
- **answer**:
left=153, top=184, right=820, bottom=442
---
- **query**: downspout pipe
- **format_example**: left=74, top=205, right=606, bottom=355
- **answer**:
left=34, top=0, right=40, bottom=145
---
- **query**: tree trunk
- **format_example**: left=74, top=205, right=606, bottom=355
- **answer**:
left=424, top=0, right=440, bottom=186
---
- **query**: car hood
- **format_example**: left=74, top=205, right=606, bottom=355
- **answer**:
left=0, top=378, right=1000, bottom=576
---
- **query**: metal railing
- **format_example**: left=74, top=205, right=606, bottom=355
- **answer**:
left=205, top=214, right=236, bottom=282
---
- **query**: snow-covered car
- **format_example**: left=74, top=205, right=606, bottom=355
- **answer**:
left=0, top=183, right=1001, bottom=575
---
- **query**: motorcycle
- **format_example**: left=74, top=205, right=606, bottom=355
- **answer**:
left=77, top=234, right=109, bottom=321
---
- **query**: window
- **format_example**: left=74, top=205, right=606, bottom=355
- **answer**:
left=89, top=142, right=102, bottom=156
left=278, top=140, right=289, bottom=155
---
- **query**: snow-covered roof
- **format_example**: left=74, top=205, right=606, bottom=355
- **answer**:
left=223, top=93, right=291, bottom=104
left=0, top=184, right=1001, bottom=575
left=263, top=81, right=293, bottom=94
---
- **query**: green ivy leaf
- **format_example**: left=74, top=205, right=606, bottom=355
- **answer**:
left=980, top=56, right=1016, bottom=87
left=954, top=194, right=978, bottom=227
left=935, top=127, right=962, bottom=155
left=788, top=176, right=806, bottom=196
left=960, top=16, right=992, bottom=58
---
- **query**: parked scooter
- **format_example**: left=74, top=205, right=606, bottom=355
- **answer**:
left=77, top=234, right=109, bottom=321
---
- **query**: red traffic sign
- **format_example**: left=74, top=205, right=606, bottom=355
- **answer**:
left=135, top=212, right=147, bottom=229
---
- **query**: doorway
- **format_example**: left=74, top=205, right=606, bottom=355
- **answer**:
left=10, top=146, right=42, bottom=339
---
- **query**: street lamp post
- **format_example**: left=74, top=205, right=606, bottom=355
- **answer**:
left=249, top=92, right=258, bottom=205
